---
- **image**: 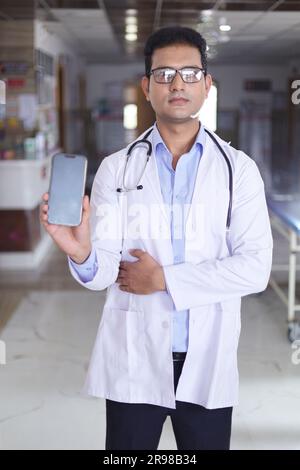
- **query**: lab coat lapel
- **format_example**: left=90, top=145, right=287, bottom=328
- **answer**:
left=185, top=129, right=214, bottom=229
left=126, top=128, right=173, bottom=263
left=143, top=132, right=170, bottom=227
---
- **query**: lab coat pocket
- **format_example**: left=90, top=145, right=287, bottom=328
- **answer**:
left=217, top=298, right=242, bottom=348
left=101, top=307, right=145, bottom=376
left=126, top=309, right=146, bottom=383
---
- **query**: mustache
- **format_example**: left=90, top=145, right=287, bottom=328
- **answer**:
left=168, top=95, right=189, bottom=101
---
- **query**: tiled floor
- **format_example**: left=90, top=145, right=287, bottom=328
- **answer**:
left=0, top=237, right=300, bottom=450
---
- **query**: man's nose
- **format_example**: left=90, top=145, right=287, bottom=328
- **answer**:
left=170, top=71, right=185, bottom=91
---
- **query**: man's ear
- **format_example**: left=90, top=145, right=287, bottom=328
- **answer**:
left=204, top=74, right=213, bottom=98
left=141, top=76, right=150, bottom=101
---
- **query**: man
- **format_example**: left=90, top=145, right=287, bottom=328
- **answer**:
left=40, top=26, right=273, bottom=450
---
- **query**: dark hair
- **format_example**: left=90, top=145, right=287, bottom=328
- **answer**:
left=144, top=26, right=208, bottom=77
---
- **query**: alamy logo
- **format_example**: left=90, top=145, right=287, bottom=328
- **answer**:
left=291, top=340, right=300, bottom=365
left=0, top=340, right=6, bottom=365
left=291, top=80, right=300, bottom=105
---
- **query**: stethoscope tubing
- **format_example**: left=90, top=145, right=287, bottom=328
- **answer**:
left=116, top=126, right=233, bottom=230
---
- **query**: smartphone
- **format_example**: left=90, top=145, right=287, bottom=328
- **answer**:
left=48, top=153, right=87, bottom=226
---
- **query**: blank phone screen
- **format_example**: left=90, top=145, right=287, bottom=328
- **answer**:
left=48, top=153, right=87, bottom=226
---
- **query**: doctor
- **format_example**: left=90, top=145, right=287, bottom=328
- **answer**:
left=41, top=26, right=273, bottom=450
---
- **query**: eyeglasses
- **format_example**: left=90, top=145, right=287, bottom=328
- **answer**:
left=149, top=67, right=206, bottom=84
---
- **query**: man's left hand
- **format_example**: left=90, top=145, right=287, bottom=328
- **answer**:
left=117, top=249, right=166, bottom=294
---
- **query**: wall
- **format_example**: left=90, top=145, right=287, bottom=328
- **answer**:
left=86, top=63, right=144, bottom=109
left=34, top=20, right=87, bottom=153
left=210, top=64, right=286, bottom=108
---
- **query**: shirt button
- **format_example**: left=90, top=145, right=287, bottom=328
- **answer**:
left=162, top=321, right=169, bottom=329
left=174, top=255, right=180, bottom=262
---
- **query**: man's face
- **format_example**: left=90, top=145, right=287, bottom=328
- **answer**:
left=141, top=44, right=212, bottom=124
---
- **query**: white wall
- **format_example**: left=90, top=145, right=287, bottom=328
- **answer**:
left=86, top=63, right=144, bottom=108
left=210, top=65, right=287, bottom=108
left=34, top=20, right=86, bottom=110
left=34, top=20, right=87, bottom=152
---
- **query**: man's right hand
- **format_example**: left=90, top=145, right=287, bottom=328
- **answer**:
left=40, top=192, right=92, bottom=264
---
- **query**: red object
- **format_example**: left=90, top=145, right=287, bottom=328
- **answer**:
left=7, top=78, right=25, bottom=89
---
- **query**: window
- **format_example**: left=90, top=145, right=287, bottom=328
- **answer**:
left=123, top=103, right=137, bottom=130
left=198, top=82, right=218, bottom=131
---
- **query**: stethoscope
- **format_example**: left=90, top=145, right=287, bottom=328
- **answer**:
left=116, top=127, right=233, bottom=230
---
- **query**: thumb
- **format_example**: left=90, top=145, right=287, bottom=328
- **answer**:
left=81, top=195, right=90, bottom=221
left=129, top=249, right=145, bottom=259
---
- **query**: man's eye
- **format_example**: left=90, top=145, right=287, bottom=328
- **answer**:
left=164, top=71, right=174, bottom=78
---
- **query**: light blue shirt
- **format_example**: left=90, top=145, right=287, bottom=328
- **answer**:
left=69, top=122, right=205, bottom=352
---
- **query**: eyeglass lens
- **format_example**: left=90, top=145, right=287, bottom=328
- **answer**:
left=153, top=68, right=203, bottom=83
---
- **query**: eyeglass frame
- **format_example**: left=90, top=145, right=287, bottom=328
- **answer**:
left=148, top=66, right=207, bottom=83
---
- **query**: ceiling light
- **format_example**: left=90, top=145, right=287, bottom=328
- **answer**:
left=126, top=24, right=138, bottom=34
left=126, top=9, right=137, bottom=16
left=219, top=24, right=231, bottom=32
left=125, top=33, right=137, bottom=42
left=125, top=16, right=137, bottom=25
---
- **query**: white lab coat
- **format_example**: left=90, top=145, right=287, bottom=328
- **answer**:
left=68, top=126, right=273, bottom=409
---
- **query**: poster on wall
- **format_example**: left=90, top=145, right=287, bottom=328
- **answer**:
left=18, top=94, right=38, bottom=130
left=36, top=71, right=55, bottom=106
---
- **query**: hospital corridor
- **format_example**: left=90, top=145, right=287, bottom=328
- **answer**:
left=1, top=0, right=300, bottom=452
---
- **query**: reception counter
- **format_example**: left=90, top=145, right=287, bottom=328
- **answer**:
left=0, top=150, right=59, bottom=269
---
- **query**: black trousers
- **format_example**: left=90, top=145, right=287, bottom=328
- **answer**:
left=105, top=359, right=232, bottom=450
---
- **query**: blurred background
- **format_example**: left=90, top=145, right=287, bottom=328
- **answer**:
left=1, top=0, right=300, bottom=450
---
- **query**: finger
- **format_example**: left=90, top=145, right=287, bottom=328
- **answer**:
left=120, top=263, right=128, bottom=271
left=82, top=194, right=89, bottom=210
left=117, top=272, right=126, bottom=280
left=42, top=192, right=49, bottom=203
left=40, top=201, right=48, bottom=214
left=40, top=210, right=49, bottom=226
left=40, top=202, right=49, bottom=222
left=41, top=214, right=49, bottom=224
left=129, top=249, right=146, bottom=259
left=39, top=204, right=46, bottom=220
left=42, top=220, right=50, bottom=229
left=119, top=286, right=131, bottom=292
left=81, top=195, right=90, bottom=223
left=41, top=203, right=48, bottom=214
left=119, top=281, right=129, bottom=288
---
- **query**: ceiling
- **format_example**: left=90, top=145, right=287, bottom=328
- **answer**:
left=1, top=0, right=300, bottom=65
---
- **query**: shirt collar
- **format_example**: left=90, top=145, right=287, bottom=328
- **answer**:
left=151, top=121, right=206, bottom=157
